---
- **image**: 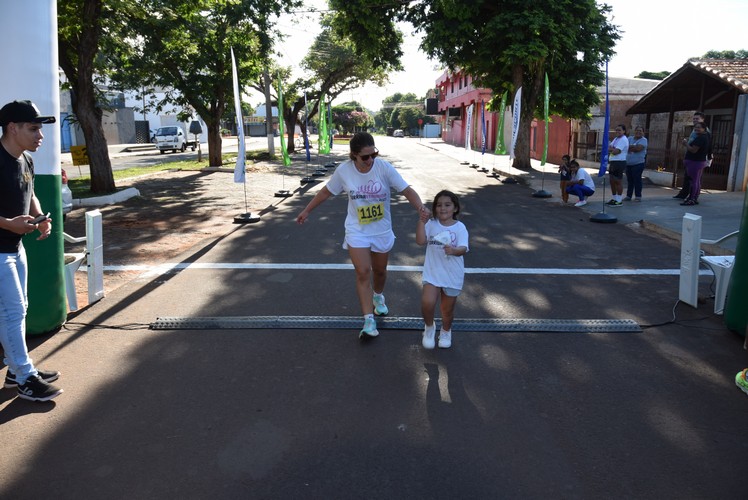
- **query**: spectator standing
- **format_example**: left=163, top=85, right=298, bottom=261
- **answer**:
left=606, top=124, right=629, bottom=207
left=625, top=126, right=648, bottom=201
left=680, top=122, right=710, bottom=206
left=0, top=99, right=63, bottom=402
left=558, top=154, right=572, bottom=203
left=674, top=112, right=712, bottom=199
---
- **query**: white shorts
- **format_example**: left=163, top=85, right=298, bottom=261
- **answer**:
left=343, top=232, right=395, bottom=253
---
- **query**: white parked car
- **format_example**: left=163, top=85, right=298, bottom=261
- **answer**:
left=155, top=126, right=187, bottom=154
left=393, top=129, right=404, bottom=138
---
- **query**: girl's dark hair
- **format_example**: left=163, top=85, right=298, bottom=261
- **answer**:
left=569, top=160, right=580, bottom=168
left=432, top=190, right=460, bottom=220
left=616, top=124, right=627, bottom=133
left=349, top=132, right=375, bottom=160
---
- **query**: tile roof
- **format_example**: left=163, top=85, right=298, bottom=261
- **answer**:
left=688, top=59, right=748, bottom=93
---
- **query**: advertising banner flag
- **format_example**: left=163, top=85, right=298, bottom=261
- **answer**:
left=509, top=87, right=522, bottom=160
left=465, top=103, right=474, bottom=151
left=318, top=93, right=330, bottom=154
left=231, top=47, right=246, bottom=183
left=541, top=73, right=550, bottom=165
left=303, top=92, right=311, bottom=162
left=495, top=91, right=507, bottom=155
left=277, top=74, right=291, bottom=166
left=481, top=100, right=486, bottom=155
left=599, top=62, right=611, bottom=177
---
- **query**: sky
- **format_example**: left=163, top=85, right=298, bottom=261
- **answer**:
left=258, top=0, right=748, bottom=112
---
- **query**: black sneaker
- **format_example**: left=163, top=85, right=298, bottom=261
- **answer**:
left=16, top=375, right=63, bottom=402
left=4, top=369, right=60, bottom=389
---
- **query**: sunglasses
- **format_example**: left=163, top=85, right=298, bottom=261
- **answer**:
left=358, top=148, right=379, bottom=161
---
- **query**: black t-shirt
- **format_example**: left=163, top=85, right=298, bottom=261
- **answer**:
left=685, top=133, right=709, bottom=162
left=0, top=144, right=34, bottom=252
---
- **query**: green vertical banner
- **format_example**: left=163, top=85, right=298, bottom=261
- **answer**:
left=318, top=93, right=330, bottom=154
left=541, top=73, right=549, bottom=165
left=24, top=174, right=67, bottom=335
left=495, top=91, right=507, bottom=155
left=724, top=191, right=748, bottom=336
left=276, top=75, right=291, bottom=167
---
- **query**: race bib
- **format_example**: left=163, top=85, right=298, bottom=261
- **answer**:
left=357, top=202, right=384, bottom=225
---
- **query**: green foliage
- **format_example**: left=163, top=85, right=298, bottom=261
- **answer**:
left=331, top=101, right=372, bottom=134
left=702, top=49, right=748, bottom=59
left=105, top=0, right=299, bottom=165
left=635, top=71, right=670, bottom=80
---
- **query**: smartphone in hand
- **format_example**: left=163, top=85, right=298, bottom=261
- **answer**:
left=29, top=213, right=51, bottom=224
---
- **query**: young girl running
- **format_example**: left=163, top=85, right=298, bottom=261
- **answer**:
left=416, top=190, right=469, bottom=349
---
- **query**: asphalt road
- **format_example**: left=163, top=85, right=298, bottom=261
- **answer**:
left=3, top=136, right=748, bottom=499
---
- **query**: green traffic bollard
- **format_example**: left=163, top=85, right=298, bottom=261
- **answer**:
left=724, top=191, right=748, bottom=336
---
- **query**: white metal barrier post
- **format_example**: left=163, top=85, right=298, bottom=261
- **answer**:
left=86, top=210, right=105, bottom=305
left=679, top=213, right=702, bottom=308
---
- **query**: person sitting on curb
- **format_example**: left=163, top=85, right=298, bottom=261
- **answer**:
left=565, top=160, right=595, bottom=207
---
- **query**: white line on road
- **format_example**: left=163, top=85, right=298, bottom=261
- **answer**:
left=95, top=262, right=694, bottom=276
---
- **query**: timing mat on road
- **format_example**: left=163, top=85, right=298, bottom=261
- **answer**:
left=150, top=316, right=641, bottom=333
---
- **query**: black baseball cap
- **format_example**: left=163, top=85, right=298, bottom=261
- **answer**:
left=0, top=100, right=56, bottom=127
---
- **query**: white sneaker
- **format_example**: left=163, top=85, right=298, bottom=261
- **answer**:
left=373, top=293, right=388, bottom=316
left=438, top=330, right=452, bottom=348
left=574, top=200, right=587, bottom=207
left=359, top=317, right=379, bottom=339
left=422, top=324, right=436, bottom=349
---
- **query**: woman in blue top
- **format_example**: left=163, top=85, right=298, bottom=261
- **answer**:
left=625, top=126, right=648, bottom=201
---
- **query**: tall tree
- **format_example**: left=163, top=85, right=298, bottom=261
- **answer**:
left=331, top=0, right=620, bottom=170
left=110, top=0, right=299, bottom=167
left=253, top=18, right=392, bottom=153
left=58, top=0, right=118, bottom=194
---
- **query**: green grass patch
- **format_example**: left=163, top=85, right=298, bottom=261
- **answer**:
left=68, top=149, right=275, bottom=199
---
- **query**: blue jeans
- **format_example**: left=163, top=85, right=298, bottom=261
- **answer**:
left=566, top=184, right=594, bottom=201
left=0, top=245, right=37, bottom=384
left=625, top=162, right=645, bottom=198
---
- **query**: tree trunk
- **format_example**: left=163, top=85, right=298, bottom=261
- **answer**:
left=207, top=117, right=223, bottom=167
left=75, top=99, right=115, bottom=194
left=62, top=0, right=116, bottom=194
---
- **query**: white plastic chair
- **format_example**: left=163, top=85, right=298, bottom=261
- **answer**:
left=700, top=231, right=739, bottom=315
left=63, top=232, right=86, bottom=311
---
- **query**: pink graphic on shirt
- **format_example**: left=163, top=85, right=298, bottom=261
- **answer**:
left=351, top=179, right=385, bottom=201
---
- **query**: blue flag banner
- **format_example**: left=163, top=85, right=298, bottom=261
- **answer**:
left=303, top=92, right=311, bottom=162
left=481, top=100, right=486, bottom=155
left=231, top=47, right=246, bottom=183
left=541, top=73, right=549, bottom=165
left=598, top=62, right=611, bottom=177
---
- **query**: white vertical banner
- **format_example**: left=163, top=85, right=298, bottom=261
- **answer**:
left=231, top=47, right=246, bottom=183
left=509, top=87, right=522, bottom=160
left=465, top=103, right=474, bottom=151
left=0, top=1, right=60, bottom=176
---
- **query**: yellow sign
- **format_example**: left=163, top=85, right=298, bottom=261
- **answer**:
left=70, top=145, right=89, bottom=166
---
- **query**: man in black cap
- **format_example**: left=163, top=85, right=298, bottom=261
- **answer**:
left=0, top=99, right=63, bottom=402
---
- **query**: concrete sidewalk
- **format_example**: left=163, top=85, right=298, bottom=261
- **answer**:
left=419, top=138, right=745, bottom=250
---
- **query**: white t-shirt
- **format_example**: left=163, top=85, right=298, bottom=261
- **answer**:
left=325, top=158, right=410, bottom=237
left=422, top=219, right=469, bottom=290
left=609, top=135, right=629, bottom=162
left=573, top=167, right=595, bottom=192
